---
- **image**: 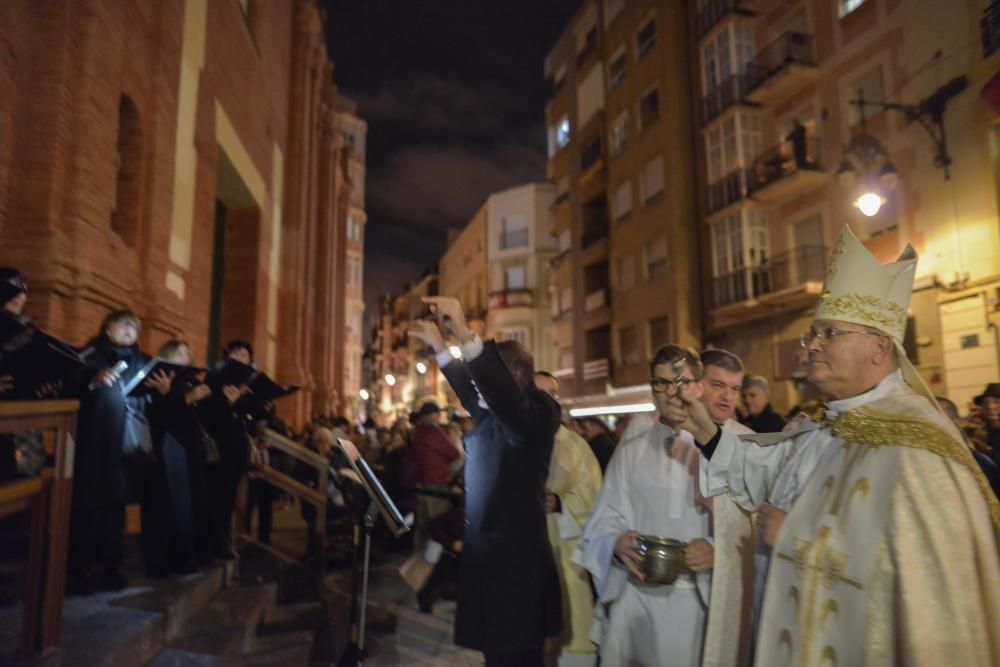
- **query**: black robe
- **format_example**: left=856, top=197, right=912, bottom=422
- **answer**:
left=441, top=341, right=562, bottom=654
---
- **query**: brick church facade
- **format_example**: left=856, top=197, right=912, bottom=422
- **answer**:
left=0, top=0, right=363, bottom=426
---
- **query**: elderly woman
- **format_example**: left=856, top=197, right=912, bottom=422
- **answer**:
left=67, top=309, right=154, bottom=594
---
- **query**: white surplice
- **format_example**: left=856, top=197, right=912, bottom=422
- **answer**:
left=575, top=422, right=711, bottom=667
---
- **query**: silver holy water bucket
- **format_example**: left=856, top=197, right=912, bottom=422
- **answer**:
left=633, top=534, right=687, bottom=585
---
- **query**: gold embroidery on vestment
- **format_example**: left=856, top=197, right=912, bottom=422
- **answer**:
left=832, top=407, right=1000, bottom=533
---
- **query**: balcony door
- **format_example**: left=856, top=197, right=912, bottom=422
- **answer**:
left=792, top=215, right=825, bottom=284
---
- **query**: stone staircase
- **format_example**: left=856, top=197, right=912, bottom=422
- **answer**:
left=1, top=541, right=333, bottom=667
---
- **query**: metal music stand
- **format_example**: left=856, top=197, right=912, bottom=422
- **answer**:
left=335, top=438, right=410, bottom=666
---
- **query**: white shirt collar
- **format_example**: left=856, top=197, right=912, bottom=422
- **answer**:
left=824, top=370, right=903, bottom=419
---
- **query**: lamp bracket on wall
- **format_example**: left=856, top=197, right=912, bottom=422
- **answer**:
left=847, top=76, right=968, bottom=180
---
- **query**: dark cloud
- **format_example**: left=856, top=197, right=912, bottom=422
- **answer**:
left=322, top=0, right=580, bottom=313
left=369, top=142, right=547, bottom=228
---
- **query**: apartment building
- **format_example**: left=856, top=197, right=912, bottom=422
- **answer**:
left=485, top=184, right=559, bottom=374
left=368, top=273, right=441, bottom=421
left=691, top=0, right=1000, bottom=411
left=338, top=99, right=369, bottom=417
left=439, top=205, right=489, bottom=337
left=545, top=0, right=701, bottom=412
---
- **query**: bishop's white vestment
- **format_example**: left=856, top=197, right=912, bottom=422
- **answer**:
left=700, top=372, right=1000, bottom=665
left=576, top=423, right=711, bottom=667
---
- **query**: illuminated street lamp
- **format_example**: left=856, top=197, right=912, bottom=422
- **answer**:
left=359, top=388, right=370, bottom=401
left=416, top=361, right=427, bottom=375
left=839, top=76, right=966, bottom=215
left=385, top=373, right=396, bottom=386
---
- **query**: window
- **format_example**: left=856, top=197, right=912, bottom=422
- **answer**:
left=505, top=264, right=526, bottom=290
left=616, top=254, right=636, bottom=290
left=556, top=116, right=571, bottom=149
left=838, top=0, right=866, bottom=18
left=500, top=215, right=529, bottom=250
left=349, top=163, right=365, bottom=203
left=639, top=87, right=660, bottom=130
left=111, top=95, right=143, bottom=247
left=710, top=210, right=770, bottom=307
left=705, top=112, right=761, bottom=182
left=636, top=17, right=657, bottom=59
left=558, top=228, right=571, bottom=253
left=347, top=215, right=362, bottom=242
left=577, top=65, right=605, bottom=127
left=618, top=326, right=641, bottom=366
left=613, top=181, right=632, bottom=221
left=645, top=234, right=668, bottom=280
left=846, top=66, right=885, bottom=126
left=604, top=0, right=625, bottom=25
left=609, top=50, right=627, bottom=90
left=649, top=315, right=671, bottom=352
left=581, top=135, right=602, bottom=170
left=500, top=328, right=528, bottom=346
left=610, top=111, right=629, bottom=157
left=554, top=65, right=567, bottom=93
left=641, top=156, right=665, bottom=202
left=559, top=286, right=573, bottom=313
left=700, top=21, right=756, bottom=96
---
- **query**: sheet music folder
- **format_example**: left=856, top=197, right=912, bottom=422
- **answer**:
left=0, top=321, right=88, bottom=399
left=336, top=437, right=410, bottom=537
left=120, top=357, right=209, bottom=397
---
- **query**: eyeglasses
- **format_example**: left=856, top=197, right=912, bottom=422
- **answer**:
left=650, top=376, right=694, bottom=396
left=800, top=326, right=886, bottom=348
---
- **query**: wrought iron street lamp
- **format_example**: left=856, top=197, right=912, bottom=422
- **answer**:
left=837, top=76, right=967, bottom=217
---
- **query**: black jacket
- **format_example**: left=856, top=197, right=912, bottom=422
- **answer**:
left=442, top=341, right=562, bottom=653
left=744, top=403, right=787, bottom=434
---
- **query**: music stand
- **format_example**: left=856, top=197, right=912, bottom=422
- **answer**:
left=335, top=438, right=410, bottom=666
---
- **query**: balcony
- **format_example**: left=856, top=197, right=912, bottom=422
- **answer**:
left=488, top=289, right=532, bottom=310
left=697, top=0, right=756, bottom=41
left=983, top=1, right=1000, bottom=58
left=748, top=137, right=828, bottom=203
left=745, top=32, right=818, bottom=106
left=706, top=168, right=754, bottom=216
left=709, top=244, right=828, bottom=330
left=583, top=289, right=611, bottom=330
left=582, top=358, right=610, bottom=381
left=702, top=74, right=757, bottom=125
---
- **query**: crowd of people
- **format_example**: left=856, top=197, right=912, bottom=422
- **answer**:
left=4, top=223, right=1000, bottom=667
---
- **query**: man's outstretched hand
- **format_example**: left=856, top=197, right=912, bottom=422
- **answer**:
left=423, top=296, right=473, bottom=343
left=407, top=319, right=447, bottom=354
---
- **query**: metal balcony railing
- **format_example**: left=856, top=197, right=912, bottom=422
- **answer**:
left=697, top=0, right=753, bottom=40
left=748, top=137, right=823, bottom=192
left=712, top=244, right=827, bottom=308
left=702, top=74, right=754, bottom=124
left=706, top=168, right=754, bottom=214
left=983, top=1, right=1000, bottom=58
left=745, top=32, right=815, bottom=93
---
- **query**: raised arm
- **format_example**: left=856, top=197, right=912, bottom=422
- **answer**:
left=408, top=317, right=486, bottom=421
left=463, top=340, right=560, bottom=443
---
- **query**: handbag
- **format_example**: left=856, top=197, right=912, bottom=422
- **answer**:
left=198, top=423, right=221, bottom=463
left=122, top=400, right=155, bottom=464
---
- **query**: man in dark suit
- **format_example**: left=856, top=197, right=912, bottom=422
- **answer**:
left=409, top=296, right=562, bottom=667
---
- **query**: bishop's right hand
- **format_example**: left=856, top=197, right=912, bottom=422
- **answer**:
left=614, top=530, right=645, bottom=582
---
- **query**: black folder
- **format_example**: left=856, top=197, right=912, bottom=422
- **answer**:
left=120, top=357, right=208, bottom=397
left=0, top=321, right=88, bottom=400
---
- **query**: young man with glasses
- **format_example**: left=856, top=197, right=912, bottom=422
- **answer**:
left=682, top=227, right=1000, bottom=666
left=575, top=344, right=715, bottom=667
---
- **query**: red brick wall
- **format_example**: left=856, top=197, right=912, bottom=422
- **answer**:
left=0, top=0, right=352, bottom=430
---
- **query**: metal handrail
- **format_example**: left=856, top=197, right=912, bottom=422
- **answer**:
left=746, top=31, right=815, bottom=91
left=702, top=74, right=753, bottom=124
left=245, top=428, right=331, bottom=568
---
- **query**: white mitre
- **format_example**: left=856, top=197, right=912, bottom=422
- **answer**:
left=815, top=225, right=935, bottom=402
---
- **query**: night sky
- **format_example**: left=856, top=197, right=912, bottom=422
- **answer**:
left=322, top=0, right=580, bottom=312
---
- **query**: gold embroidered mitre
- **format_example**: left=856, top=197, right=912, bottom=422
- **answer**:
left=815, top=225, right=916, bottom=343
